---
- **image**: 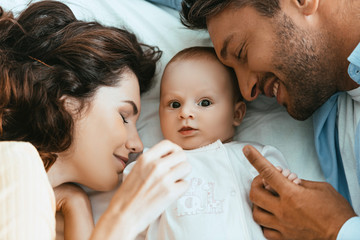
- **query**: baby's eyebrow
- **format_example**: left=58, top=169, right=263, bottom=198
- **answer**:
left=124, top=100, right=138, bottom=115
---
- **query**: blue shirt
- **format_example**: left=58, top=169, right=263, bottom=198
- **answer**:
left=146, top=0, right=181, bottom=10
left=314, top=43, right=360, bottom=239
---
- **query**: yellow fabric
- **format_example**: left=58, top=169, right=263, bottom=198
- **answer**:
left=0, top=142, right=56, bottom=240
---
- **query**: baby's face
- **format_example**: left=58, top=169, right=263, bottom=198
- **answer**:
left=159, top=58, right=244, bottom=150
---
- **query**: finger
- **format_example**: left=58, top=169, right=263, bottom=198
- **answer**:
left=264, top=185, right=278, bottom=196
left=149, top=177, right=190, bottom=202
left=166, top=160, right=192, bottom=183
left=134, top=151, right=190, bottom=188
left=275, top=166, right=283, bottom=172
left=156, top=150, right=189, bottom=173
left=145, top=179, right=190, bottom=224
left=300, top=179, right=329, bottom=189
left=168, top=179, right=190, bottom=199
left=250, top=175, right=280, bottom=212
left=144, top=140, right=182, bottom=161
left=253, top=204, right=283, bottom=240
left=293, top=178, right=302, bottom=185
left=262, top=179, right=277, bottom=195
left=263, top=227, right=283, bottom=240
left=140, top=146, right=188, bottom=173
left=243, top=145, right=291, bottom=194
left=281, top=168, right=291, bottom=178
left=252, top=205, right=279, bottom=230
left=287, top=172, right=297, bottom=181
left=262, top=178, right=269, bottom=188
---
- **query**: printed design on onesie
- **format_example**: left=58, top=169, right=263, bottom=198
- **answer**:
left=176, top=177, right=224, bottom=216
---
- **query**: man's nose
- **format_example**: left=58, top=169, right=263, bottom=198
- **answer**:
left=235, top=67, right=260, bottom=101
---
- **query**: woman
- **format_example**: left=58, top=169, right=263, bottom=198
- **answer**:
left=0, top=1, right=191, bottom=239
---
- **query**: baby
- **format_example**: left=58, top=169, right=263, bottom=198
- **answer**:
left=130, top=46, right=300, bottom=240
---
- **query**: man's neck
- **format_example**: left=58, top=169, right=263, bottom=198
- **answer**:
left=322, top=0, right=360, bottom=91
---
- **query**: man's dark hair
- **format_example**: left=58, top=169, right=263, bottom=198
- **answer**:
left=181, top=0, right=281, bottom=29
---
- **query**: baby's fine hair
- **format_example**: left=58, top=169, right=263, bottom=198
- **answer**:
left=0, top=1, right=162, bottom=169
left=165, top=46, right=242, bottom=102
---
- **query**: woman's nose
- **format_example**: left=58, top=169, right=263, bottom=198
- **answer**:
left=126, top=128, right=143, bottom=153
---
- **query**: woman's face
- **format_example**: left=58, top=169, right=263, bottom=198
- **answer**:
left=57, top=70, right=143, bottom=191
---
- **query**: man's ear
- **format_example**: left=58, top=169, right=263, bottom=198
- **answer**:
left=233, top=101, right=246, bottom=127
left=294, top=0, right=319, bottom=16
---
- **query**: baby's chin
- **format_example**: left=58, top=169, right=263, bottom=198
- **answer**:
left=174, top=139, right=217, bottom=150
left=174, top=136, right=234, bottom=150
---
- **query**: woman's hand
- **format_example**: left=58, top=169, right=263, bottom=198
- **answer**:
left=92, top=140, right=191, bottom=240
left=54, top=183, right=94, bottom=240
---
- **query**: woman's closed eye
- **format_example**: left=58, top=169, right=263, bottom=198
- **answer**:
left=198, top=99, right=212, bottom=107
left=120, top=113, right=128, bottom=123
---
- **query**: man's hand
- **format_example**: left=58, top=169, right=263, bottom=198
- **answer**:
left=243, top=145, right=356, bottom=240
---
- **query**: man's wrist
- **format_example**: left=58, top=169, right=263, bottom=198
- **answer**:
left=336, top=216, right=360, bottom=240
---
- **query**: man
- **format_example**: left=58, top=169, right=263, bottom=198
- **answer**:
left=179, top=0, right=360, bottom=239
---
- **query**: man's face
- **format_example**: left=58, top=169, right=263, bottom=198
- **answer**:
left=207, top=5, right=341, bottom=120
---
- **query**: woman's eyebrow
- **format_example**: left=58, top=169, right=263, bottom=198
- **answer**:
left=124, top=100, right=138, bottom=115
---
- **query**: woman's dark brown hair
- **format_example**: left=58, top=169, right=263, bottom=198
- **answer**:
left=0, top=1, right=162, bottom=169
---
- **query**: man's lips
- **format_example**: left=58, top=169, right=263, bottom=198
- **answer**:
left=263, top=77, right=279, bottom=98
left=178, top=126, right=198, bottom=136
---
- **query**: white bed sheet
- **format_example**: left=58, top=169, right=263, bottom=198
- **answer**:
left=0, top=0, right=324, bottom=238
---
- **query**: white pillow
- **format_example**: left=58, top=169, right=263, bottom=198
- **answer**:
left=0, top=1, right=324, bottom=238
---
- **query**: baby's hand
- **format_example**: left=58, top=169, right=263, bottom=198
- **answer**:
left=263, top=166, right=301, bottom=194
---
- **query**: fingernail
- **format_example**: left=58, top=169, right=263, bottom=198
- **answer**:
left=243, top=146, right=249, bottom=156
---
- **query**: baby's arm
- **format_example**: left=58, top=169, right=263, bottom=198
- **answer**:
left=263, top=167, right=301, bottom=194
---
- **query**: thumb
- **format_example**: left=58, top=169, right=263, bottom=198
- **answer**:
left=243, top=145, right=291, bottom=194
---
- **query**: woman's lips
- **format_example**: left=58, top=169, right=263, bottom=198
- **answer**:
left=114, top=154, right=128, bottom=170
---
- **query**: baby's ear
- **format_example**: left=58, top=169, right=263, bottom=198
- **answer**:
left=233, top=101, right=246, bottom=127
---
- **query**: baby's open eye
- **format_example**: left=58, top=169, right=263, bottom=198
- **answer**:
left=170, top=101, right=181, bottom=108
left=198, top=99, right=212, bottom=107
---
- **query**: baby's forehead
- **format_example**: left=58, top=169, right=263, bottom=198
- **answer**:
left=161, top=62, right=232, bottom=93
left=162, top=55, right=226, bottom=79
left=163, top=55, right=231, bottom=78
left=161, top=53, right=241, bottom=101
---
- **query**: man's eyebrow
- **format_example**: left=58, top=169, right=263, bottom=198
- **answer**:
left=124, top=100, right=138, bottom=115
left=220, top=34, right=234, bottom=60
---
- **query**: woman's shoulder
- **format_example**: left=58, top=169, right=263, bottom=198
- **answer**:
left=0, top=141, right=44, bottom=171
left=0, top=141, right=56, bottom=239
